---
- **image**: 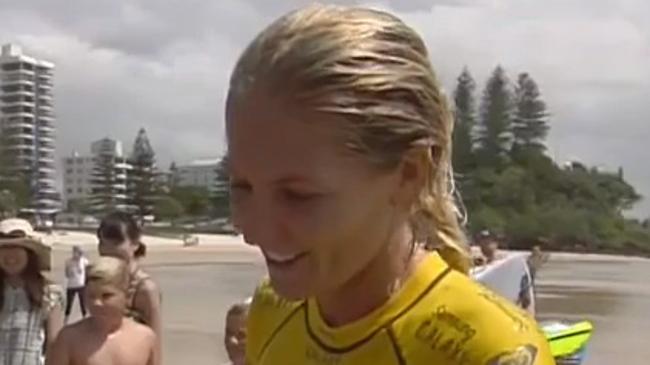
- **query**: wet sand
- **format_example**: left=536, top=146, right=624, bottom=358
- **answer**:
left=536, top=254, right=650, bottom=365
left=53, top=245, right=650, bottom=364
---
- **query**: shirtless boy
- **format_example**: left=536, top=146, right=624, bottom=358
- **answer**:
left=46, top=256, right=158, bottom=365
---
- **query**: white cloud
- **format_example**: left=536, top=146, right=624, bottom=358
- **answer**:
left=0, top=0, right=648, bottom=216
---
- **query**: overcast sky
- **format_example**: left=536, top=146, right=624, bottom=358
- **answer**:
left=1, top=0, right=648, bottom=217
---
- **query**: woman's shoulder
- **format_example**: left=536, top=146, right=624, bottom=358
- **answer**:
left=247, top=279, right=303, bottom=360
left=131, top=269, right=160, bottom=299
left=393, top=272, right=554, bottom=364
left=250, top=279, right=301, bottom=316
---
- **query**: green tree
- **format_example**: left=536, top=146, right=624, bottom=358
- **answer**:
left=170, top=186, right=211, bottom=217
left=153, top=195, right=185, bottom=222
left=512, top=73, right=549, bottom=156
left=477, top=66, right=512, bottom=167
left=90, top=153, right=123, bottom=214
left=0, top=190, right=17, bottom=218
left=128, top=128, right=159, bottom=218
left=212, top=157, right=230, bottom=219
left=452, top=67, right=477, bottom=172
left=0, top=133, right=31, bottom=214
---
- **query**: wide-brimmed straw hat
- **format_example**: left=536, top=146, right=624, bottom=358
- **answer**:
left=0, top=218, right=51, bottom=271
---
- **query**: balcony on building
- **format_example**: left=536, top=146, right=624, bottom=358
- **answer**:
left=1, top=84, right=34, bottom=96
left=1, top=62, right=36, bottom=77
left=39, top=142, right=55, bottom=152
left=37, top=121, right=54, bottom=133
left=1, top=73, right=35, bottom=86
left=1, top=105, right=35, bottom=117
left=38, top=103, right=53, bottom=113
left=37, top=92, right=53, bottom=101
left=37, top=152, right=55, bottom=163
left=37, top=164, right=56, bottom=173
left=1, top=93, right=35, bottom=104
left=4, top=120, right=34, bottom=134
left=5, top=131, right=35, bottom=143
left=4, top=141, right=34, bottom=151
left=37, top=108, right=55, bottom=119
left=37, top=131, right=55, bottom=143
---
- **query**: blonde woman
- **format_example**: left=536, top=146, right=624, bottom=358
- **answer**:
left=227, top=4, right=554, bottom=365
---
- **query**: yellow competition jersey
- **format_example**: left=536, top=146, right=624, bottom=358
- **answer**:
left=247, top=252, right=555, bottom=365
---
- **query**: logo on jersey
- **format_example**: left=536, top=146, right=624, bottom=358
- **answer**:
left=415, top=305, right=477, bottom=364
left=487, top=344, right=538, bottom=365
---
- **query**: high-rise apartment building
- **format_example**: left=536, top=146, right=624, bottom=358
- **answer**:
left=0, top=43, right=60, bottom=219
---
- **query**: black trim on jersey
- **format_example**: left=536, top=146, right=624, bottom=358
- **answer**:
left=305, top=266, right=453, bottom=354
left=258, top=302, right=306, bottom=361
left=387, top=325, right=407, bottom=365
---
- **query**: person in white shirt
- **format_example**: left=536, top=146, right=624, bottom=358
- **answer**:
left=64, top=246, right=88, bottom=321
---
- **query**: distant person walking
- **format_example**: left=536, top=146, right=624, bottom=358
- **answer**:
left=527, top=245, right=549, bottom=284
left=64, top=245, right=89, bottom=321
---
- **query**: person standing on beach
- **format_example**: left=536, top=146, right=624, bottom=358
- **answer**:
left=0, top=218, right=64, bottom=365
left=64, top=245, right=89, bottom=322
left=96, top=212, right=162, bottom=362
left=477, top=230, right=505, bottom=264
left=46, top=256, right=158, bottom=365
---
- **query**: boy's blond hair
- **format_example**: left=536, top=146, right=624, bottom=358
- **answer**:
left=86, top=256, right=129, bottom=290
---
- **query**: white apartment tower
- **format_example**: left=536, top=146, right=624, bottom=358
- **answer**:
left=63, top=138, right=132, bottom=212
left=0, top=44, right=60, bottom=218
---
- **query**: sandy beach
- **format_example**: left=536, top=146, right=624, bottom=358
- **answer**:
left=48, top=231, right=650, bottom=364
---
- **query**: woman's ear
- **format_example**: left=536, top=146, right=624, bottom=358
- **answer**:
left=391, top=146, right=430, bottom=209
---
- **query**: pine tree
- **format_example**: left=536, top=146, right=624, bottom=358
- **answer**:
left=212, top=156, right=230, bottom=219
left=512, top=73, right=549, bottom=154
left=0, top=130, right=31, bottom=213
left=452, top=67, right=477, bottom=172
left=477, top=66, right=512, bottom=166
left=128, top=128, right=158, bottom=218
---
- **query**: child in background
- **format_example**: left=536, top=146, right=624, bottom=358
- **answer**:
left=223, top=298, right=251, bottom=365
left=46, top=257, right=158, bottom=365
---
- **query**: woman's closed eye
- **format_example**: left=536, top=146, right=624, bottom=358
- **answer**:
left=280, top=189, right=321, bottom=203
left=230, top=181, right=253, bottom=199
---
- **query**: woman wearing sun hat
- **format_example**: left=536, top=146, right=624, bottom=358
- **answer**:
left=0, top=218, right=64, bottom=365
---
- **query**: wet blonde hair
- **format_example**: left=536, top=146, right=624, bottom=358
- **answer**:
left=86, top=256, right=129, bottom=290
left=227, top=4, right=470, bottom=274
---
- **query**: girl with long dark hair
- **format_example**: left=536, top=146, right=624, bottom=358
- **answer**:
left=0, top=218, right=63, bottom=365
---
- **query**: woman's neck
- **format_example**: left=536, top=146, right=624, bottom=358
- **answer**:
left=316, top=227, right=424, bottom=327
left=128, top=260, right=139, bottom=275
